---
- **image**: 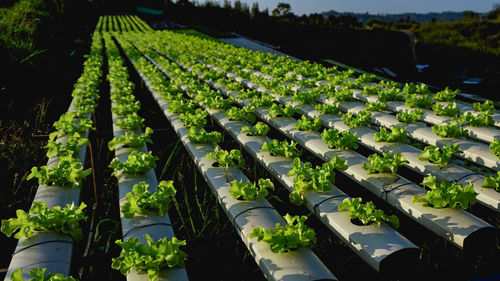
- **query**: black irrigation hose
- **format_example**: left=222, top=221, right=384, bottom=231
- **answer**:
left=312, top=194, right=349, bottom=214
left=12, top=240, right=73, bottom=256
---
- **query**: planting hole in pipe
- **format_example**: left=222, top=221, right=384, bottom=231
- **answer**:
left=350, top=218, right=373, bottom=226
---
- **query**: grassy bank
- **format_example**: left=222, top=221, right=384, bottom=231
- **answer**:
left=0, top=1, right=97, bottom=273
left=0, top=0, right=63, bottom=65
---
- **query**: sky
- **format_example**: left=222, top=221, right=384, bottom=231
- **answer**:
left=206, top=0, right=499, bottom=15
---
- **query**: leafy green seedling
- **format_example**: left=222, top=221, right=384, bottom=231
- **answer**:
left=321, top=129, right=358, bottom=150
left=342, top=110, right=371, bottom=128
left=472, top=100, right=494, bottom=114
left=292, top=90, right=320, bottom=104
left=432, top=119, right=468, bottom=138
left=365, top=101, right=387, bottom=112
left=288, top=157, right=347, bottom=205
left=418, top=144, right=461, bottom=166
left=491, top=139, right=500, bottom=159
left=338, top=197, right=399, bottom=229
left=356, top=74, right=376, bottom=84
left=403, top=83, right=430, bottom=95
left=269, top=103, right=297, bottom=118
left=374, top=126, right=407, bottom=143
left=108, top=127, right=153, bottom=150
left=10, top=268, right=78, bottom=281
left=295, top=115, right=322, bottom=131
left=432, top=102, right=460, bottom=117
left=459, top=112, right=494, bottom=127
left=405, top=93, right=433, bottom=109
left=121, top=181, right=176, bottom=218
left=249, top=93, right=275, bottom=108
left=241, top=122, right=270, bottom=136
left=362, top=153, right=408, bottom=175
left=396, top=109, right=423, bottom=123
left=378, top=88, right=404, bottom=101
left=45, top=133, right=89, bottom=158
left=50, top=112, right=94, bottom=139
left=229, top=178, right=274, bottom=200
left=250, top=214, right=316, bottom=253
left=187, top=127, right=222, bottom=144
left=434, top=87, right=459, bottom=102
left=328, top=87, right=353, bottom=101
left=207, top=146, right=245, bottom=180
left=116, top=113, right=145, bottom=131
left=225, top=106, right=256, bottom=123
left=28, top=157, right=91, bottom=188
left=482, top=171, right=500, bottom=192
left=1, top=201, right=87, bottom=240
left=179, top=108, right=208, bottom=128
left=314, top=103, right=341, bottom=115
left=361, top=85, right=380, bottom=95
left=260, top=139, right=300, bottom=158
left=203, top=95, right=235, bottom=110
left=412, top=175, right=477, bottom=209
left=111, top=101, right=141, bottom=115
left=112, top=234, right=187, bottom=281
left=168, top=98, right=195, bottom=114
left=109, top=151, right=158, bottom=175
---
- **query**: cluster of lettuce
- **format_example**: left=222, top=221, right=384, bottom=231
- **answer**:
left=116, top=29, right=500, bottom=277
left=104, top=33, right=187, bottom=281
left=1, top=33, right=105, bottom=281
left=147, top=30, right=491, bottom=225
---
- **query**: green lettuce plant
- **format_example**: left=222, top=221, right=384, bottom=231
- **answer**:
left=1, top=201, right=87, bottom=240
left=412, top=175, right=477, bottom=209
left=109, top=151, right=158, bottom=175
left=260, top=139, right=300, bottom=158
left=321, top=129, right=358, bottom=150
left=112, top=234, right=187, bottom=281
left=362, top=153, right=408, bottom=175
left=10, top=268, right=78, bottom=281
left=338, top=197, right=399, bottom=229
left=121, top=181, right=176, bottom=218
left=249, top=214, right=316, bottom=253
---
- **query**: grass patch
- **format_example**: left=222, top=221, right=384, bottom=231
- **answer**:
left=0, top=0, right=65, bottom=64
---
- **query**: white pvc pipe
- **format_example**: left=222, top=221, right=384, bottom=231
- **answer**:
left=5, top=100, right=93, bottom=281
left=331, top=98, right=500, bottom=171
left=351, top=92, right=500, bottom=144
left=158, top=53, right=497, bottom=251
left=137, top=51, right=421, bottom=273
left=124, top=54, right=338, bottom=280
left=198, top=59, right=500, bottom=212
left=108, top=74, right=189, bottom=280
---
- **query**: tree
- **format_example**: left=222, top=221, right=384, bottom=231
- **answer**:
left=234, top=0, right=242, bottom=11
left=462, top=10, right=479, bottom=19
left=250, top=2, right=259, bottom=19
left=486, top=3, right=500, bottom=19
left=272, top=2, right=291, bottom=17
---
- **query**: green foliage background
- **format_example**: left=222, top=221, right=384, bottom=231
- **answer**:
left=367, top=9, right=500, bottom=58
left=0, top=0, right=65, bottom=64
